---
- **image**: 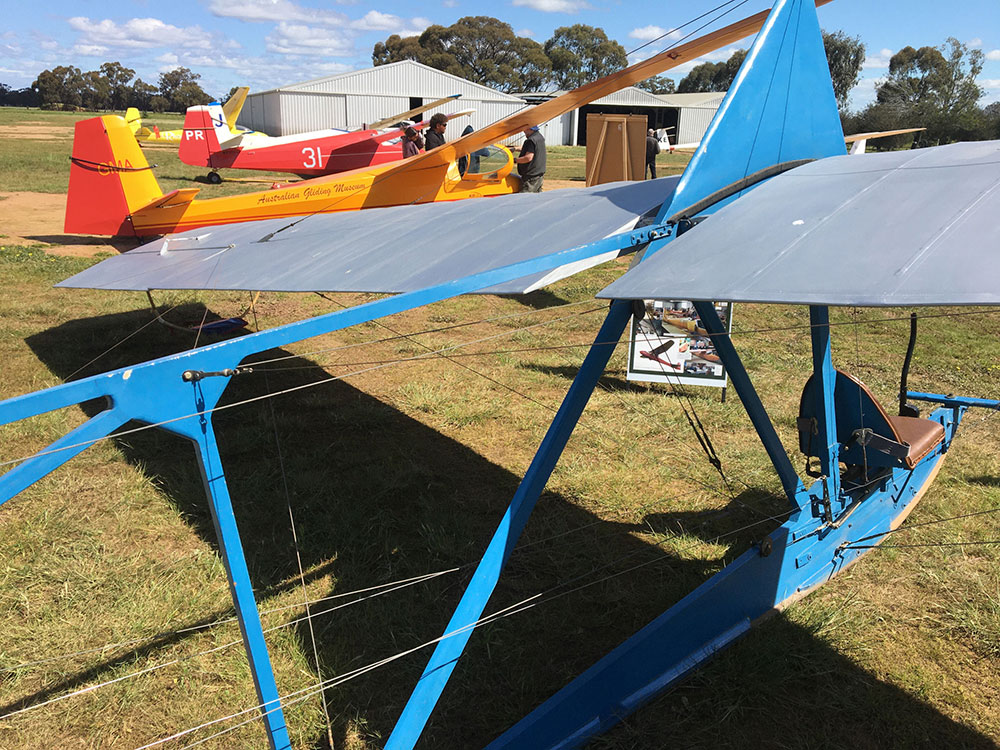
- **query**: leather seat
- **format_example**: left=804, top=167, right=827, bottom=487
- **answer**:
left=888, top=415, right=945, bottom=469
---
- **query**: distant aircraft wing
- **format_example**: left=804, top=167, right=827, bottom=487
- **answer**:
left=59, top=178, right=676, bottom=296
left=844, top=127, right=925, bottom=155
left=598, top=141, right=1000, bottom=306
left=366, top=94, right=461, bottom=131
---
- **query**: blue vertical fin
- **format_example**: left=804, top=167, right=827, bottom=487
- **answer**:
left=657, top=0, right=845, bottom=222
left=485, top=2, right=847, bottom=748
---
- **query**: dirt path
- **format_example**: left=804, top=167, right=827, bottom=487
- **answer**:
left=0, top=192, right=134, bottom=256
left=0, top=125, right=74, bottom=140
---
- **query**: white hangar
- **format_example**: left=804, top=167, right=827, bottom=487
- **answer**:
left=238, top=60, right=725, bottom=147
left=238, top=60, right=527, bottom=138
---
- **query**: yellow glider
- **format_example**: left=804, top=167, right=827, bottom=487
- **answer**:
left=127, top=87, right=258, bottom=143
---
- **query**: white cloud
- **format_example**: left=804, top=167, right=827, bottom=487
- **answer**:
left=968, top=37, right=982, bottom=48
left=208, top=0, right=347, bottom=24
left=629, top=25, right=681, bottom=43
left=511, top=0, right=590, bottom=12
left=68, top=17, right=214, bottom=51
left=846, top=76, right=879, bottom=110
left=516, top=28, right=534, bottom=38
left=349, top=11, right=430, bottom=36
left=863, top=48, right=893, bottom=69
left=981, top=78, right=1000, bottom=89
left=73, top=44, right=109, bottom=57
left=156, top=52, right=179, bottom=65
left=986, top=49, right=1000, bottom=61
left=265, top=22, right=357, bottom=56
left=442, top=0, right=458, bottom=6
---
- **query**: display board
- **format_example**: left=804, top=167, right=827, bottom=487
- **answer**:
left=626, top=300, right=732, bottom=388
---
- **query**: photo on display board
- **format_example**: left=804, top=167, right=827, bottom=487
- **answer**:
left=626, top=300, right=732, bottom=387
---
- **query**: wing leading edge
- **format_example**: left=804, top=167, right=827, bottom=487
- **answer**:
left=598, top=141, right=1000, bottom=307
left=59, top=178, right=677, bottom=296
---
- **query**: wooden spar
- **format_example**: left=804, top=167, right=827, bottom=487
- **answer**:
left=403, top=0, right=836, bottom=170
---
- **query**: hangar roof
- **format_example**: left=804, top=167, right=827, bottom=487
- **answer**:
left=255, top=60, right=525, bottom=102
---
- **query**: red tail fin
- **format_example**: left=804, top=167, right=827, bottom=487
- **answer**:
left=178, top=106, right=219, bottom=168
left=65, top=116, right=162, bottom=237
left=178, top=104, right=239, bottom=169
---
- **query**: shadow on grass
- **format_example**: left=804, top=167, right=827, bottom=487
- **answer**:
left=504, top=288, right=571, bottom=310
left=968, top=475, right=1000, bottom=488
left=25, top=234, right=142, bottom=253
left=520, top=362, right=657, bottom=395
left=17, top=305, right=997, bottom=750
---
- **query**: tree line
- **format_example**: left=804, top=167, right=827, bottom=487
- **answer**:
left=0, top=62, right=214, bottom=113
left=375, top=18, right=1000, bottom=145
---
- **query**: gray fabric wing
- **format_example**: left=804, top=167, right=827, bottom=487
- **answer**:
left=59, top=179, right=676, bottom=295
left=598, top=141, right=1000, bottom=307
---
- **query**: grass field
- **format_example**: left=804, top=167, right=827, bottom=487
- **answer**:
left=0, top=109, right=998, bottom=750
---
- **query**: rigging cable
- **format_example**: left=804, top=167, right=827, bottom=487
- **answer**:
left=249, top=300, right=336, bottom=748
left=4, top=307, right=999, bottom=475
left=138, top=502, right=799, bottom=750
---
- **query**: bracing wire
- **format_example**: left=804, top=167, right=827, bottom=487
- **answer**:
left=64, top=301, right=184, bottom=382
left=143, top=502, right=798, bottom=750
left=0, top=568, right=458, bottom=721
left=4, top=306, right=997, bottom=480
left=249, top=301, right=337, bottom=747
left=847, top=540, right=1000, bottom=550
left=840, top=506, right=1000, bottom=550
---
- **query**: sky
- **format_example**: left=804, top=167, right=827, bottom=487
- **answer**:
left=1, top=0, right=998, bottom=110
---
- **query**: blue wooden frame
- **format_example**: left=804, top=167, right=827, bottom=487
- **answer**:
left=0, top=225, right=667, bottom=750
left=4, top=1, right=1000, bottom=747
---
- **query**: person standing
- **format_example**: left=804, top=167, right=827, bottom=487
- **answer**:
left=402, top=126, right=423, bottom=158
left=424, top=113, right=448, bottom=151
left=515, top=125, right=546, bottom=193
left=645, top=128, right=660, bottom=179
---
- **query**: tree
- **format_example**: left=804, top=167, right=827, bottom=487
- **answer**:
left=373, top=17, right=552, bottom=93
left=637, top=75, right=675, bottom=95
left=983, top=101, right=1000, bottom=140
left=158, top=67, right=210, bottom=112
left=100, top=62, right=136, bottom=110
left=0, top=84, right=38, bottom=107
left=869, top=37, right=985, bottom=143
left=544, top=24, right=627, bottom=89
left=80, top=70, right=111, bottom=110
left=32, top=65, right=84, bottom=108
left=677, top=49, right=746, bottom=93
left=822, top=30, right=865, bottom=110
left=130, top=79, right=157, bottom=111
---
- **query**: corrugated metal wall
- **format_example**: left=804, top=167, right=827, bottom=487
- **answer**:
left=241, top=90, right=526, bottom=137
left=287, top=61, right=524, bottom=103
left=678, top=107, right=719, bottom=145
left=236, top=64, right=718, bottom=145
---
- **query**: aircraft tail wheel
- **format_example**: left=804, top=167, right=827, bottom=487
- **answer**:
left=207, top=171, right=222, bottom=185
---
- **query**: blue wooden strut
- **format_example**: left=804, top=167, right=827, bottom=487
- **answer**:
left=0, top=225, right=664, bottom=750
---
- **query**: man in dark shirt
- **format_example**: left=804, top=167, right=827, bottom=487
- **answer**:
left=515, top=125, right=546, bottom=193
left=424, top=113, right=447, bottom=150
left=645, top=128, right=660, bottom=179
